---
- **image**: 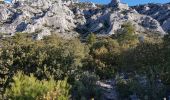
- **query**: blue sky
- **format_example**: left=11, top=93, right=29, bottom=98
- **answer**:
left=5, top=0, right=170, bottom=6
left=80, top=0, right=170, bottom=6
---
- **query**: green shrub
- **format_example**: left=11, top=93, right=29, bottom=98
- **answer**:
left=115, top=73, right=165, bottom=100
left=73, top=72, right=102, bottom=100
left=121, top=42, right=164, bottom=72
left=85, top=38, right=120, bottom=79
left=0, top=33, right=88, bottom=80
left=38, top=78, right=71, bottom=100
left=5, top=72, right=71, bottom=100
left=114, top=22, right=139, bottom=49
left=5, top=72, right=58, bottom=100
left=87, top=33, right=96, bottom=45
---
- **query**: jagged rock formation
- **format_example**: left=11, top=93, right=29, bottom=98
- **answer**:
left=133, top=3, right=170, bottom=32
left=0, top=0, right=77, bottom=39
left=76, top=0, right=166, bottom=35
left=0, top=0, right=167, bottom=39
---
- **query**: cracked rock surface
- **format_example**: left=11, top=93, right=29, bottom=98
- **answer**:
left=133, top=3, right=170, bottom=32
left=0, top=0, right=77, bottom=39
left=0, top=0, right=167, bottom=39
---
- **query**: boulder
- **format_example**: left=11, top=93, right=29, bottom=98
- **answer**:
left=0, top=6, right=13, bottom=23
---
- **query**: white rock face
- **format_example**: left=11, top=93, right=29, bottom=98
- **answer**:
left=79, top=4, right=166, bottom=35
left=0, top=6, right=13, bottom=22
left=0, top=0, right=77, bottom=39
left=133, top=3, right=170, bottom=32
left=0, top=0, right=167, bottom=39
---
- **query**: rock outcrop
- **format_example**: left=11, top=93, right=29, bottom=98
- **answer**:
left=133, top=3, right=170, bottom=32
left=0, top=0, right=77, bottom=39
left=0, top=0, right=167, bottom=39
left=77, top=0, right=166, bottom=35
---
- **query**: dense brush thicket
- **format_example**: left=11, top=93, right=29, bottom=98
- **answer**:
left=0, top=23, right=170, bottom=100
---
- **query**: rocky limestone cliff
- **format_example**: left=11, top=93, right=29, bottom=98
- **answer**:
left=0, top=0, right=77, bottom=39
left=133, top=3, right=170, bottom=32
left=75, top=0, right=165, bottom=35
left=0, top=0, right=167, bottom=39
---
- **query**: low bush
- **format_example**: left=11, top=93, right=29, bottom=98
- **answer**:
left=73, top=72, right=102, bottom=100
left=5, top=72, right=71, bottom=100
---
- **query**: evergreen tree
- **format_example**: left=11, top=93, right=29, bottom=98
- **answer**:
left=87, top=33, right=96, bottom=45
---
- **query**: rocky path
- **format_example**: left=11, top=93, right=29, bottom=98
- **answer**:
left=97, top=80, right=118, bottom=100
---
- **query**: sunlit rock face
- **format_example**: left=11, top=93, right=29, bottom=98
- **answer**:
left=76, top=0, right=165, bottom=35
left=0, top=0, right=77, bottom=39
left=133, top=3, right=170, bottom=32
left=0, top=0, right=167, bottom=39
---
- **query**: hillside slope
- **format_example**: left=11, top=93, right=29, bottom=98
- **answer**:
left=0, top=0, right=167, bottom=39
